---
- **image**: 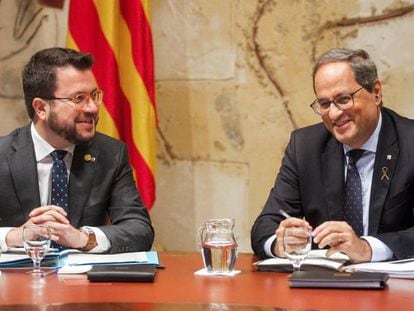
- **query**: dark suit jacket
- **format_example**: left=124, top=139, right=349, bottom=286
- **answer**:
left=251, top=107, right=414, bottom=260
left=0, top=124, right=154, bottom=253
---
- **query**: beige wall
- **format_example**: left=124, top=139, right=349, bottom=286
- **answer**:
left=1, top=0, right=414, bottom=253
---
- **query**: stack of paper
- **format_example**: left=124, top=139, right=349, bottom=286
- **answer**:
left=0, top=249, right=159, bottom=270
left=0, top=248, right=70, bottom=268
left=345, top=259, right=414, bottom=279
left=66, top=251, right=159, bottom=266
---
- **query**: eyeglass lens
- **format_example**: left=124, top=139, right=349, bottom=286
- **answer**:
left=74, top=90, right=103, bottom=105
left=311, top=87, right=363, bottom=115
left=318, top=93, right=353, bottom=110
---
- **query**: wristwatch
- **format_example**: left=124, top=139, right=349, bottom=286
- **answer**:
left=80, top=227, right=97, bottom=251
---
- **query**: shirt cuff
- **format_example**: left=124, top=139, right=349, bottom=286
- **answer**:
left=264, top=234, right=277, bottom=258
left=0, top=227, right=14, bottom=252
left=362, top=236, right=394, bottom=262
left=81, top=226, right=111, bottom=253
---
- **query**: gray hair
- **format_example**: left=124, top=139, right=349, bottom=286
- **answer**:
left=312, top=48, right=378, bottom=93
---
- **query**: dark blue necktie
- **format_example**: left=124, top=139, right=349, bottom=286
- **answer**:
left=50, top=150, right=69, bottom=212
left=343, top=149, right=364, bottom=237
left=50, top=150, right=69, bottom=250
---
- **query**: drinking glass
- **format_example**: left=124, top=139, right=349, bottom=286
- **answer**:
left=283, top=227, right=311, bottom=271
left=22, top=225, right=51, bottom=276
left=199, top=218, right=238, bottom=273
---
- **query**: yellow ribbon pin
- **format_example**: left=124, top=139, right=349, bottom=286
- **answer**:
left=381, top=167, right=390, bottom=181
left=84, top=154, right=95, bottom=162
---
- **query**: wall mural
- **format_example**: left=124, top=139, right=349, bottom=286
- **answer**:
left=245, top=0, right=414, bottom=131
left=0, top=0, right=64, bottom=131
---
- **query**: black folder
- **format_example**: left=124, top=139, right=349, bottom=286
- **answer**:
left=87, top=264, right=156, bottom=282
left=289, top=271, right=389, bottom=289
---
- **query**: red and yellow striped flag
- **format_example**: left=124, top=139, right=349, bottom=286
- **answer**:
left=67, top=0, right=157, bottom=209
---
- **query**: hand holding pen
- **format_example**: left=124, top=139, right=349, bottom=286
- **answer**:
left=278, top=209, right=292, bottom=219
left=278, top=209, right=312, bottom=230
left=273, top=209, right=312, bottom=257
left=278, top=209, right=310, bottom=222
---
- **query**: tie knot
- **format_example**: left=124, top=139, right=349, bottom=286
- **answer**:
left=347, top=149, right=364, bottom=165
left=51, top=150, right=67, bottom=161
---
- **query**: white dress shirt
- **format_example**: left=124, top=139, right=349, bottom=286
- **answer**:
left=0, top=123, right=110, bottom=252
left=343, top=113, right=393, bottom=261
left=265, top=112, right=393, bottom=261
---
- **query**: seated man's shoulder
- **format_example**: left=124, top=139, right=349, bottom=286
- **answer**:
left=295, top=122, right=327, bottom=135
left=292, top=122, right=332, bottom=147
left=93, top=132, right=125, bottom=147
left=384, top=106, right=414, bottom=126
left=87, top=132, right=128, bottom=160
left=0, top=125, right=30, bottom=149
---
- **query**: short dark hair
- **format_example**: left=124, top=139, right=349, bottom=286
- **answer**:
left=22, top=47, right=94, bottom=119
left=312, top=48, right=378, bottom=93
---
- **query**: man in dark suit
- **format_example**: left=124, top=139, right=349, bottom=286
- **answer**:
left=251, top=48, right=414, bottom=263
left=0, top=47, right=154, bottom=253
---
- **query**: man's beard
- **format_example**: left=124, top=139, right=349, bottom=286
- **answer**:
left=48, top=110, right=97, bottom=145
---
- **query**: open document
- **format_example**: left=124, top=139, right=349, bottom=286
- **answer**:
left=345, top=259, right=414, bottom=279
left=254, top=249, right=350, bottom=272
left=255, top=249, right=414, bottom=279
left=0, top=248, right=159, bottom=270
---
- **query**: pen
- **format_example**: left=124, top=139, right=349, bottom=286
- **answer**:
left=278, top=209, right=291, bottom=219
left=41, top=268, right=59, bottom=277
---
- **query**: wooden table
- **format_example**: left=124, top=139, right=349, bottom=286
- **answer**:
left=0, top=252, right=413, bottom=310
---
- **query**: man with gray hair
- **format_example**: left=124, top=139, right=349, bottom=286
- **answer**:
left=251, top=48, right=414, bottom=263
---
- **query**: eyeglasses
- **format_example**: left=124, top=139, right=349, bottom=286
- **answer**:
left=310, top=87, right=364, bottom=116
left=43, top=89, right=104, bottom=109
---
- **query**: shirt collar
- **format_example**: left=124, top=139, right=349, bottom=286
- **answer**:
left=30, top=123, right=75, bottom=162
left=343, top=111, right=382, bottom=154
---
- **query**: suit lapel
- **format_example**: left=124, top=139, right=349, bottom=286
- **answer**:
left=368, top=111, right=398, bottom=234
left=68, top=143, right=98, bottom=226
left=322, top=137, right=345, bottom=220
left=8, top=126, right=40, bottom=216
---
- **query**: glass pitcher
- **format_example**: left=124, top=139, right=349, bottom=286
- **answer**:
left=199, top=218, right=238, bottom=273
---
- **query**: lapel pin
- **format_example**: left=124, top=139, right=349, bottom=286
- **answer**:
left=84, top=154, right=96, bottom=162
left=381, top=167, right=390, bottom=181
left=387, top=154, right=392, bottom=160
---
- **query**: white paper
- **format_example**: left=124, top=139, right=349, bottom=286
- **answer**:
left=67, top=251, right=148, bottom=265
left=345, top=260, right=414, bottom=279
left=58, top=265, right=92, bottom=274
left=306, top=249, right=349, bottom=260
left=0, top=253, right=30, bottom=263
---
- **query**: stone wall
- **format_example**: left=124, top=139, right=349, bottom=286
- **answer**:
left=1, top=0, right=414, bottom=253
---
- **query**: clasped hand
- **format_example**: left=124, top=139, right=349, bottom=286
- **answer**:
left=6, top=205, right=87, bottom=249
left=274, top=218, right=372, bottom=263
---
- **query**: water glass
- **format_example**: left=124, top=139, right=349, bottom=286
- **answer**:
left=283, top=227, right=311, bottom=271
left=22, top=225, right=51, bottom=276
left=199, top=218, right=238, bottom=273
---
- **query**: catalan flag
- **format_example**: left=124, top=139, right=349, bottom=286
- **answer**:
left=67, top=0, right=157, bottom=209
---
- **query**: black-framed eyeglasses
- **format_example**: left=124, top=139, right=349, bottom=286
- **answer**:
left=42, top=89, right=104, bottom=109
left=310, top=87, right=364, bottom=116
